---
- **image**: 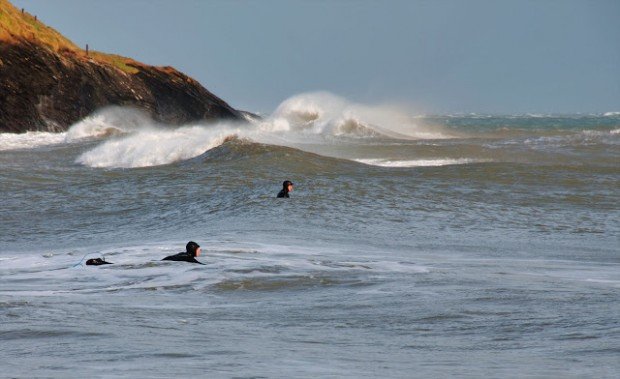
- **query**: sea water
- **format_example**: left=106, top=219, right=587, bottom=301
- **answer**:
left=1, top=93, right=619, bottom=378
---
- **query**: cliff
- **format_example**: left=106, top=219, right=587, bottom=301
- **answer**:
left=0, top=0, right=242, bottom=133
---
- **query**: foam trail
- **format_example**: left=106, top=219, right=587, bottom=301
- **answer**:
left=356, top=158, right=487, bottom=168
left=0, top=131, right=67, bottom=151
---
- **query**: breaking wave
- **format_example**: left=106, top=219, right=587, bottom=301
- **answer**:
left=67, top=92, right=456, bottom=168
left=2, top=92, right=618, bottom=169
left=266, top=92, right=450, bottom=139
left=76, top=124, right=237, bottom=168
left=65, top=107, right=152, bottom=141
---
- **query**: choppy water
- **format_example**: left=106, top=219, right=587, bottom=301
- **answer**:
left=1, top=93, right=619, bottom=378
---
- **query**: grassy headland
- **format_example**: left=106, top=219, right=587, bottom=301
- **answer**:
left=0, top=0, right=139, bottom=73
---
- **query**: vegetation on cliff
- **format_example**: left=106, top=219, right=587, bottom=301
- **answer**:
left=0, top=0, right=242, bottom=132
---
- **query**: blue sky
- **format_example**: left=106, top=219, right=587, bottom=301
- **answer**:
left=13, top=0, right=620, bottom=114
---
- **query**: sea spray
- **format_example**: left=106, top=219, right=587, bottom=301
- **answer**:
left=269, top=91, right=451, bottom=139
left=64, top=106, right=153, bottom=142
left=71, top=92, right=458, bottom=168
left=3, top=92, right=618, bottom=169
left=76, top=124, right=240, bottom=168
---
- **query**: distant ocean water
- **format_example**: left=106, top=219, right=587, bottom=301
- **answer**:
left=1, top=92, right=619, bottom=378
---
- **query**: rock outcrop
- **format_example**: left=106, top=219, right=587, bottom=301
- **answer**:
left=0, top=0, right=242, bottom=133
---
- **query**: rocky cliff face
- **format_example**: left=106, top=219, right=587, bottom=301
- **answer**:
left=0, top=0, right=242, bottom=133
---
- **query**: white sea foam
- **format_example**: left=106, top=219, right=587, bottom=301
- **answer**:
left=603, top=111, right=620, bottom=117
left=1, top=92, right=461, bottom=167
left=0, top=108, right=154, bottom=152
left=19, top=92, right=616, bottom=169
left=69, top=92, right=458, bottom=168
left=64, top=107, right=156, bottom=142
left=355, top=158, right=485, bottom=167
left=264, top=92, right=451, bottom=140
left=76, top=124, right=239, bottom=168
left=0, top=131, right=67, bottom=151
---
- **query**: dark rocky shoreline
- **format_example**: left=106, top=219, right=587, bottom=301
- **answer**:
left=0, top=40, right=243, bottom=133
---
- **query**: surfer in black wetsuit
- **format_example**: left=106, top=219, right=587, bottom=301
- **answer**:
left=162, top=241, right=204, bottom=264
left=85, top=257, right=112, bottom=266
left=277, top=180, right=294, bottom=198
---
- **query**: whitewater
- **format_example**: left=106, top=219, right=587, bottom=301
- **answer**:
left=1, top=92, right=619, bottom=378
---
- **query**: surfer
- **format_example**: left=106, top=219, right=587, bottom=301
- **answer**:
left=162, top=241, right=204, bottom=264
left=85, top=257, right=112, bottom=266
left=277, top=180, right=294, bottom=198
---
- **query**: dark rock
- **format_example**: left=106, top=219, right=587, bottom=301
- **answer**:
left=0, top=40, right=243, bottom=133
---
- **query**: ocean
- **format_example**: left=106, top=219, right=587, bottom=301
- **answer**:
left=1, top=92, right=619, bottom=378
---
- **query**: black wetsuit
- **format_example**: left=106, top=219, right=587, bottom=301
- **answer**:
left=86, top=258, right=112, bottom=266
left=277, top=189, right=289, bottom=198
left=162, top=252, right=204, bottom=264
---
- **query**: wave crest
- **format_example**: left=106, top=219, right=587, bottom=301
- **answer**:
left=263, top=92, right=451, bottom=139
left=71, top=92, right=453, bottom=168
left=76, top=124, right=239, bottom=168
left=65, top=107, right=152, bottom=141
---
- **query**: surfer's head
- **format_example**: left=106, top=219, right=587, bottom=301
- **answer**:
left=283, top=180, right=294, bottom=192
left=186, top=241, right=201, bottom=257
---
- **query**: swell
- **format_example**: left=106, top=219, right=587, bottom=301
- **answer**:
left=0, top=93, right=618, bottom=170
left=194, top=137, right=367, bottom=173
left=69, top=107, right=620, bottom=169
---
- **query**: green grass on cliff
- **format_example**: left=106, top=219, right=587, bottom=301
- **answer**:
left=0, top=0, right=80, bottom=52
left=0, top=0, right=139, bottom=74
left=89, top=51, right=140, bottom=74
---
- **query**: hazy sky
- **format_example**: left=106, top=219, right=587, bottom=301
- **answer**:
left=13, top=0, right=620, bottom=114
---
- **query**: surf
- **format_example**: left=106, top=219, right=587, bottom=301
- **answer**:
left=62, top=92, right=459, bottom=168
left=2, top=92, right=618, bottom=169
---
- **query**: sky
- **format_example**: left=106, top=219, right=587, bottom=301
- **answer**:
left=12, top=0, right=620, bottom=114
